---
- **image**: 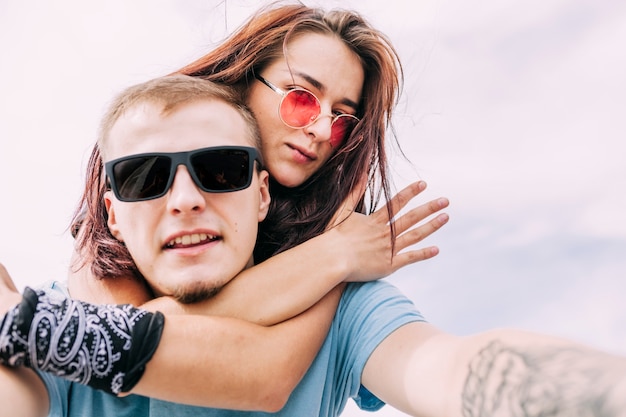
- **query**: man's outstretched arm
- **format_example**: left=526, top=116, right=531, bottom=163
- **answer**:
left=363, top=322, right=626, bottom=417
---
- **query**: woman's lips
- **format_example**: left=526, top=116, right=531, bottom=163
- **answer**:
left=288, top=144, right=317, bottom=163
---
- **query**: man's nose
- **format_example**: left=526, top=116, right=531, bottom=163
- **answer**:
left=166, top=165, right=207, bottom=214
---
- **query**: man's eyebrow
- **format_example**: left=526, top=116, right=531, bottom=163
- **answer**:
left=294, top=71, right=360, bottom=111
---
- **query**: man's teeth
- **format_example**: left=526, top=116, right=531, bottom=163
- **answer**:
left=168, top=233, right=215, bottom=247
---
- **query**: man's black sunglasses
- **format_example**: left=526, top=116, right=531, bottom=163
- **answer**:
left=105, top=146, right=262, bottom=202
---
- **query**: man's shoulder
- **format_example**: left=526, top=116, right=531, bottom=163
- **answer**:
left=337, top=280, right=423, bottom=326
left=341, top=280, right=410, bottom=304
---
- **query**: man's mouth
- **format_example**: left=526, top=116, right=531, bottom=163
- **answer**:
left=164, top=233, right=220, bottom=249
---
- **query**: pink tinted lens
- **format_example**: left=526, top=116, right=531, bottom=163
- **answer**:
left=329, top=115, right=359, bottom=148
left=279, top=89, right=320, bottom=128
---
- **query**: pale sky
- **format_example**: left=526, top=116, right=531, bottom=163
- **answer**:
left=1, top=1, right=625, bottom=416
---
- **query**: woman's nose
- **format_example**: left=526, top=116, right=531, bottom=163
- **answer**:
left=303, top=113, right=334, bottom=144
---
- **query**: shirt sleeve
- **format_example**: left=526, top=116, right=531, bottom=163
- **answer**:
left=38, top=371, right=70, bottom=417
left=334, top=280, right=426, bottom=411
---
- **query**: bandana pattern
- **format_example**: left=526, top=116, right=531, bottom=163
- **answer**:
left=1, top=287, right=164, bottom=395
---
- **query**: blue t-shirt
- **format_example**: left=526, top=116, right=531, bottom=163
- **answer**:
left=40, top=376, right=150, bottom=417
left=40, top=281, right=424, bottom=417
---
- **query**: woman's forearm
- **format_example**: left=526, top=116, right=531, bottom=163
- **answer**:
left=147, top=231, right=349, bottom=324
left=132, top=286, right=342, bottom=410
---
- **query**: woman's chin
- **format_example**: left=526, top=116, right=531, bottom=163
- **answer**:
left=272, top=169, right=311, bottom=188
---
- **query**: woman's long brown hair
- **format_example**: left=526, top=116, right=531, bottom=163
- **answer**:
left=72, top=1, right=403, bottom=277
left=176, top=2, right=403, bottom=262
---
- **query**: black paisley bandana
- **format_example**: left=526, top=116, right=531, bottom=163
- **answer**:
left=0, top=287, right=164, bottom=395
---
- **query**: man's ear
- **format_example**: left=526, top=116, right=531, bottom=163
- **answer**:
left=104, top=191, right=124, bottom=242
left=257, top=170, right=271, bottom=222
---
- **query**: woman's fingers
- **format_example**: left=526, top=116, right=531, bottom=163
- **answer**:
left=393, top=197, right=450, bottom=236
left=394, top=212, right=449, bottom=254
left=369, top=181, right=449, bottom=263
left=388, top=211, right=448, bottom=272
left=392, top=245, right=440, bottom=270
left=373, top=181, right=426, bottom=222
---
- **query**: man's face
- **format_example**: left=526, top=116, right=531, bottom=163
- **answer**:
left=104, top=99, right=270, bottom=302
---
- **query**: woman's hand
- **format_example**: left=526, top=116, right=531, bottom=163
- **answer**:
left=329, top=180, right=449, bottom=282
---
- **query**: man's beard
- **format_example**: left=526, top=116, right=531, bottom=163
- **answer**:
left=172, top=282, right=223, bottom=304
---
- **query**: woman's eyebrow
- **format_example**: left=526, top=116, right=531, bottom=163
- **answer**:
left=294, top=71, right=360, bottom=111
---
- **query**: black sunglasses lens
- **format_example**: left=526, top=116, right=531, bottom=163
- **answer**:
left=112, top=156, right=172, bottom=201
left=191, top=149, right=251, bottom=191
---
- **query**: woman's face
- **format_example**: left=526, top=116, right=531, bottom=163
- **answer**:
left=246, top=32, right=364, bottom=188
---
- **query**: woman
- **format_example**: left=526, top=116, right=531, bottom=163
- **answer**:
left=68, top=2, right=452, bottom=415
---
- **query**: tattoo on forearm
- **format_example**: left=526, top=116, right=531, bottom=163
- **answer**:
left=462, top=340, right=624, bottom=417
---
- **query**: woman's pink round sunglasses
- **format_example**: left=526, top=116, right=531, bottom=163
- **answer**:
left=255, top=74, right=360, bottom=148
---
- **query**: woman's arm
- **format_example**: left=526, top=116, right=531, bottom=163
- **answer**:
left=2, top=263, right=341, bottom=410
left=362, top=322, right=626, bottom=417
left=70, top=181, right=449, bottom=325
left=135, top=286, right=342, bottom=410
